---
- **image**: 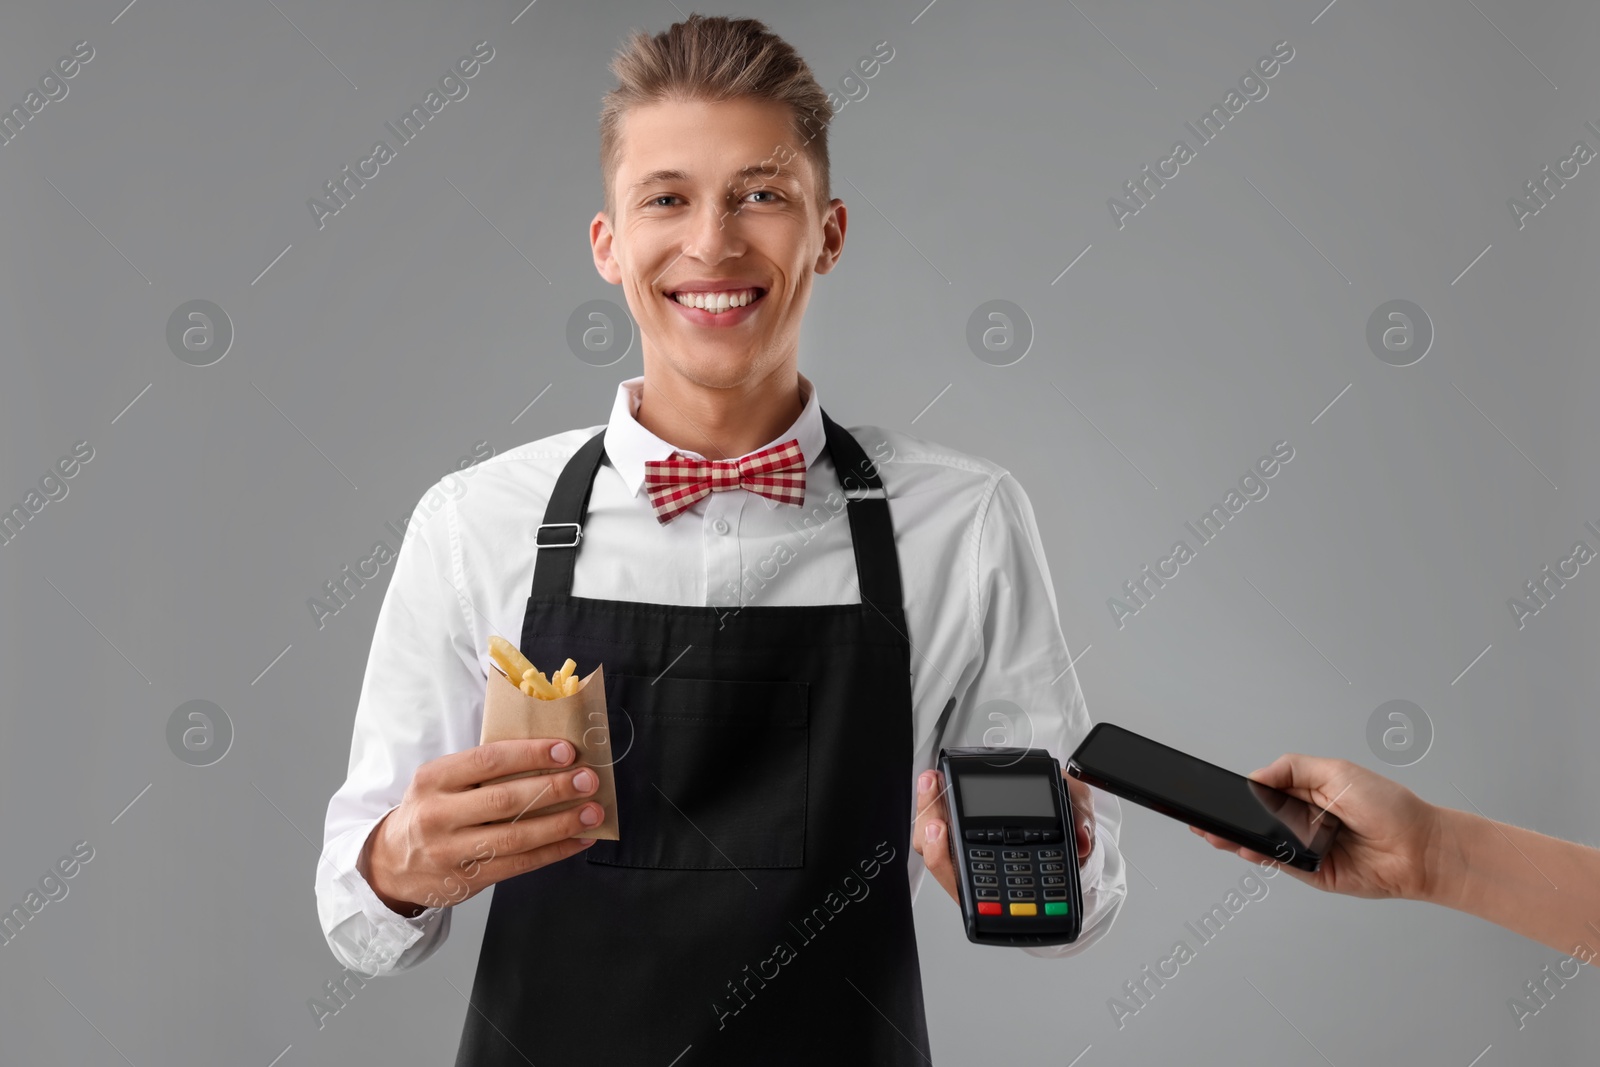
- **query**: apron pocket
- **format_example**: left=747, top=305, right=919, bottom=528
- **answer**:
left=585, top=672, right=809, bottom=870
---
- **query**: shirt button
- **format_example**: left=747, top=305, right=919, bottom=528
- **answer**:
left=712, top=519, right=730, bottom=535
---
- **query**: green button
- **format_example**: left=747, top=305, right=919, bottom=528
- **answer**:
left=1044, top=901, right=1069, bottom=916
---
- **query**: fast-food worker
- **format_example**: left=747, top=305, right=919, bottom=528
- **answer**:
left=316, top=14, right=1126, bottom=1065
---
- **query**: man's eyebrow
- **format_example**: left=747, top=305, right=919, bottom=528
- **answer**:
left=628, top=165, right=805, bottom=192
left=731, top=164, right=804, bottom=188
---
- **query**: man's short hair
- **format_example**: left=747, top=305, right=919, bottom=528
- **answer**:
left=598, top=14, right=835, bottom=221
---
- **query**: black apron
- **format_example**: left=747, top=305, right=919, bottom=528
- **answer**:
left=455, top=410, right=933, bottom=1066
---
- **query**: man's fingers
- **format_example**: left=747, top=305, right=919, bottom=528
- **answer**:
left=479, top=833, right=599, bottom=882
left=911, top=770, right=948, bottom=851
left=420, top=738, right=578, bottom=793
left=1065, top=775, right=1095, bottom=859
left=920, top=819, right=960, bottom=901
left=474, top=800, right=606, bottom=860
left=911, top=770, right=959, bottom=901
left=910, top=771, right=932, bottom=854
left=921, top=820, right=951, bottom=870
left=429, top=835, right=600, bottom=905
left=397, top=808, right=602, bottom=910
left=468, top=765, right=600, bottom=825
left=914, top=769, right=949, bottom=823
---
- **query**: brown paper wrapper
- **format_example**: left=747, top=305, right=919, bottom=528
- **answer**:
left=476, top=663, right=619, bottom=839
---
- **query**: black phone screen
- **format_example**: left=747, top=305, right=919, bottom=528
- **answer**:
left=1071, top=724, right=1331, bottom=852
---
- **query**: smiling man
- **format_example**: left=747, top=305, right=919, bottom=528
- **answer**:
left=316, top=15, right=1125, bottom=1065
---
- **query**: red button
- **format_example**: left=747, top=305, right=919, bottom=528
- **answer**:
left=977, top=902, right=1002, bottom=915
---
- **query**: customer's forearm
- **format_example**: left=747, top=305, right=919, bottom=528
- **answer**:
left=1425, top=806, right=1600, bottom=955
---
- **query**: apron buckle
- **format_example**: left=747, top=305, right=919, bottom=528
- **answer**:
left=535, top=522, right=583, bottom=548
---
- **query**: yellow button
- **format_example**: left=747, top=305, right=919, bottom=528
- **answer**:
left=1009, top=903, right=1037, bottom=916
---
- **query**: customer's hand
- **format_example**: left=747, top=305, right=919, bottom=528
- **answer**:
left=1189, top=753, right=1448, bottom=901
left=912, top=768, right=1096, bottom=904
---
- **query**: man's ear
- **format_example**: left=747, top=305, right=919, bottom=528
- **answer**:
left=813, top=198, right=847, bottom=276
left=591, top=211, right=623, bottom=285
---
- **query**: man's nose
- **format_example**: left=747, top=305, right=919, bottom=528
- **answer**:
left=684, top=191, right=740, bottom=261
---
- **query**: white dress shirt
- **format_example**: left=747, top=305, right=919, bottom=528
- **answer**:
left=316, top=372, right=1126, bottom=976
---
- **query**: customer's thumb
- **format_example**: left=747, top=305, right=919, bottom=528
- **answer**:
left=1248, top=752, right=1296, bottom=788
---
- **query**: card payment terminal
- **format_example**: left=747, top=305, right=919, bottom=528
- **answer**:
left=938, top=746, right=1082, bottom=946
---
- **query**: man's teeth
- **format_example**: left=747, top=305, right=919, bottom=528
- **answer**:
left=671, top=288, right=760, bottom=312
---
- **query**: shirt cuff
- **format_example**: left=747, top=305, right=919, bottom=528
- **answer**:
left=1075, top=823, right=1108, bottom=894
left=1021, top=821, right=1125, bottom=959
left=316, top=814, right=446, bottom=974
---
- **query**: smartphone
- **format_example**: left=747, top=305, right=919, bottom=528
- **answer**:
left=1067, top=723, right=1339, bottom=872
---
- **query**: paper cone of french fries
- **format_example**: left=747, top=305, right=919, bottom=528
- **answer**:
left=477, top=663, right=620, bottom=839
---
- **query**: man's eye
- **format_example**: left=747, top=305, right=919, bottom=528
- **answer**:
left=650, top=195, right=680, bottom=207
left=746, top=190, right=780, bottom=203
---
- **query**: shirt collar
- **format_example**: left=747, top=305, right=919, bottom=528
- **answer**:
left=605, top=372, right=825, bottom=498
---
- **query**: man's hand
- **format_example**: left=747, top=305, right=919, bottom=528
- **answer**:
left=911, top=770, right=959, bottom=902
left=911, top=768, right=1098, bottom=905
left=1064, top=772, right=1096, bottom=864
left=358, top=738, right=605, bottom=917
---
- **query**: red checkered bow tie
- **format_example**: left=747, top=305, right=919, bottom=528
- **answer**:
left=642, top=437, right=807, bottom=524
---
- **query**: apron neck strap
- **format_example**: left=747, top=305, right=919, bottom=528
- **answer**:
left=818, top=408, right=904, bottom=610
left=529, top=408, right=904, bottom=609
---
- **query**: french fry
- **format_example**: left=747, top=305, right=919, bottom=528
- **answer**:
left=524, top=669, right=560, bottom=700
left=489, top=635, right=536, bottom=686
left=488, top=636, right=581, bottom=700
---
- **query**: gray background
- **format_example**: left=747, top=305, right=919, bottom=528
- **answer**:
left=1, top=0, right=1596, bottom=1064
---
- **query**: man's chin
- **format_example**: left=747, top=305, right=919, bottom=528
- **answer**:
left=648, top=336, right=778, bottom=389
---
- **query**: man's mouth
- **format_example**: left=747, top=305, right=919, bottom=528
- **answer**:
left=664, top=287, right=768, bottom=315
